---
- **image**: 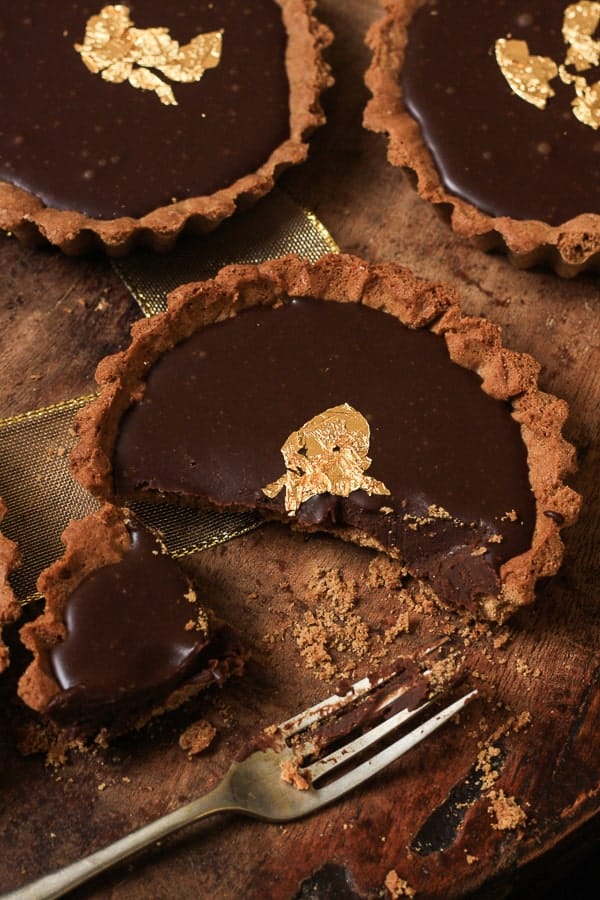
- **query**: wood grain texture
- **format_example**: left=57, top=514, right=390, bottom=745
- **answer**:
left=0, top=1, right=598, bottom=897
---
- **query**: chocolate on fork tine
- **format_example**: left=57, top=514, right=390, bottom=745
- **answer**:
left=5, top=674, right=477, bottom=900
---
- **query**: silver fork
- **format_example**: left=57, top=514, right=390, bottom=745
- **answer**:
left=5, top=672, right=477, bottom=900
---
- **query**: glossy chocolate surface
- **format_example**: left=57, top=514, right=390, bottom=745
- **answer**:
left=114, top=299, right=536, bottom=604
left=402, top=0, right=600, bottom=224
left=0, top=1, right=289, bottom=219
left=48, top=523, right=210, bottom=722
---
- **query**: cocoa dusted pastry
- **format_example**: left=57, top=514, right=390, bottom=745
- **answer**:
left=70, top=254, right=581, bottom=622
left=18, top=505, right=245, bottom=739
left=364, top=0, right=600, bottom=275
left=0, top=498, right=20, bottom=673
left=0, top=1, right=332, bottom=254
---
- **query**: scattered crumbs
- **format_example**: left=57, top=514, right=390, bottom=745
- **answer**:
left=383, top=611, right=410, bottom=644
left=470, top=546, right=487, bottom=557
left=516, top=657, right=541, bottom=680
left=492, top=630, right=511, bottom=649
left=185, top=619, right=196, bottom=631
left=475, top=744, right=502, bottom=791
left=488, top=789, right=527, bottom=831
left=465, top=852, right=478, bottom=865
left=95, top=298, right=109, bottom=312
left=501, top=509, right=518, bottom=522
left=428, top=652, right=462, bottom=691
left=184, top=588, right=197, bottom=603
left=179, top=719, right=217, bottom=757
left=488, top=533, right=503, bottom=544
left=97, top=782, right=107, bottom=792
left=366, top=556, right=406, bottom=590
left=49, top=832, right=57, bottom=839
left=384, top=869, right=416, bottom=898
left=122, top=776, right=131, bottom=783
left=514, top=710, right=532, bottom=732
left=280, top=759, right=310, bottom=791
left=410, top=584, right=438, bottom=616
left=293, top=568, right=370, bottom=680
left=380, top=506, right=394, bottom=515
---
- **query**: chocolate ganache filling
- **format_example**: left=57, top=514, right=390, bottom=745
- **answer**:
left=402, top=0, right=600, bottom=225
left=47, top=522, right=216, bottom=725
left=114, top=299, right=536, bottom=607
left=0, top=1, right=289, bottom=219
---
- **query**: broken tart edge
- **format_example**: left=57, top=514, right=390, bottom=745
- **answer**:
left=70, top=252, right=582, bottom=622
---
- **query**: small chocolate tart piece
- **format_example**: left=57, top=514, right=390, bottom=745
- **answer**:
left=364, top=0, right=600, bottom=276
left=0, top=498, right=20, bottom=673
left=0, top=1, right=332, bottom=255
left=71, top=254, right=581, bottom=621
left=18, top=505, right=245, bottom=738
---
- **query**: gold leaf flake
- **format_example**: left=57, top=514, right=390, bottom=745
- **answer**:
left=75, top=5, right=223, bottom=106
left=560, top=65, right=600, bottom=128
left=563, top=1, right=600, bottom=70
left=262, top=404, right=390, bottom=516
left=494, top=38, right=558, bottom=109
left=494, top=3, right=600, bottom=128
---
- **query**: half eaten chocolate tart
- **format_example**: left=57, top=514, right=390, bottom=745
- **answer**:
left=70, top=254, right=581, bottom=622
left=364, top=0, right=600, bottom=276
left=0, top=498, right=20, bottom=673
left=18, top=505, right=245, bottom=740
left=0, top=0, right=332, bottom=255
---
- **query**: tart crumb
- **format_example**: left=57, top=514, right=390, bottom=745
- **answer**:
left=384, top=869, right=416, bottom=898
left=179, top=719, right=217, bottom=756
left=280, top=759, right=310, bottom=791
left=488, top=789, right=527, bottom=831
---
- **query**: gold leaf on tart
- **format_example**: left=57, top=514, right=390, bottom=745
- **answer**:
left=75, top=4, right=223, bottom=107
left=262, top=404, right=390, bottom=515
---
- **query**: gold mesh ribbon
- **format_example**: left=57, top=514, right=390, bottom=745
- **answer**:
left=0, top=190, right=339, bottom=601
left=113, top=189, right=339, bottom=316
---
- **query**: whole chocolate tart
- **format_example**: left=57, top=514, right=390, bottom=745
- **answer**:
left=71, top=254, right=580, bottom=621
left=0, top=1, right=332, bottom=255
left=18, top=505, right=245, bottom=739
left=364, top=0, right=600, bottom=276
left=0, top=498, right=20, bottom=673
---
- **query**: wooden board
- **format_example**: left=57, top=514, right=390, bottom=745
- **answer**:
left=0, top=1, right=598, bottom=897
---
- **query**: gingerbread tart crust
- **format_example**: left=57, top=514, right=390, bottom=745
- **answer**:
left=363, top=0, right=600, bottom=277
left=0, top=498, right=20, bottom=673
left=18, top=504, right=246, bottom=742
left=70, top=253, right=581, bottom=621
left=0, top=0, right=332, bottom=256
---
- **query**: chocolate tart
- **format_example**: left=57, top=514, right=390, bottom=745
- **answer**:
left=70, top=254, right=581, bottom=622
left=18, top=505, right=245, bottom=739
left=364, top=0, right=600, bottom=276
left=0, top=1, right=332, bottom=256
left=0, top=498, right=20, bottom=673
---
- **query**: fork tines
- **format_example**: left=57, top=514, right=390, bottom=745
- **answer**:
left=275, top=661, right=477, bottom=793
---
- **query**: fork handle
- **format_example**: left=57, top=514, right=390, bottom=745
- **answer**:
left=4, top=779, right=237, bottom=900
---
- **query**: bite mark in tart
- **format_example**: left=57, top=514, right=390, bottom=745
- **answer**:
left=70, top=254, right=581, bottom=622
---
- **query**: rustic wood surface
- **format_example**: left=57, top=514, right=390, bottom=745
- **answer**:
left=0, top=1, right=598, bottom=897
